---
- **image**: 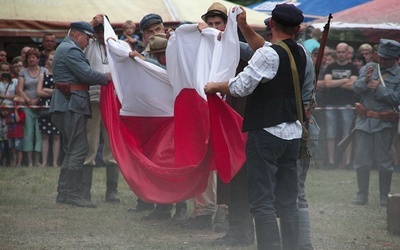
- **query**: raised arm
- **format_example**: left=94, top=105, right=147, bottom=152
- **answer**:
left=236, top=7, right=265, bottom=51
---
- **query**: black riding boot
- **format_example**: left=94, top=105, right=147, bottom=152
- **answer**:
left=56, top=167, right=69, bottom=204
left=106, top=164, right=120, bottom=203
left=225, top=164, right=254, bottom=246
left=143, top=204, right=172, bottom=220
left=298, top=208, right=314, bottom=250
left=254, top=215, right=281, bottom=250
left=352, top=167, right=370, bottom=205
left=173, top=201, right=188, bottom=221
left=66, top=169, right=97, bottom=208
left=82, top=166, right=94, bottom=201
left=129, top=199, right=154, bottom=212
left=280, top=214, right=299, bottom=250
left=379, top=171, right=393, bottom=207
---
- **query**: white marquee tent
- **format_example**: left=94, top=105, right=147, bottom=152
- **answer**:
left=0, top=0, right=269, bottom=38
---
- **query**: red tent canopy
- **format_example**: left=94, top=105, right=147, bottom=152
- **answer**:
left=309, top=0, right=400, bottom=43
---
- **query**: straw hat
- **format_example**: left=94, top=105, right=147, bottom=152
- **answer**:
left=201, top=2, right=228, bottom=22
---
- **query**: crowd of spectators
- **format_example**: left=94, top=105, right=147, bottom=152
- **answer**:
left=305, top=27, right=400, bottom=173
left=0, top=24, right=390, bottom=171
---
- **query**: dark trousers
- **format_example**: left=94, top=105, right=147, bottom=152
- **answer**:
left=52, top=111, right=88, bottom=172
left=297, top=157, right=310, bottom=209
left=354, top=128, right=394, bottom=172
left=247, top=129, right=300, bottom=218
left=227, top=163, right=254, bottom=241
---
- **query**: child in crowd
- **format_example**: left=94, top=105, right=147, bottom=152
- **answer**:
left=120, top=20, right=144, bottom=52
left=0, top=62, right=17, bottom=166
left=7, top=97, right=25, bottom=167
left=11, top=56, right=24, bottom=79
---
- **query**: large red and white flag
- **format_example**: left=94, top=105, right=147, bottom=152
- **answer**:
left=101, top=9, right=247, bottom=204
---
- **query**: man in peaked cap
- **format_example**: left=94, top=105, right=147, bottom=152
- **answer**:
left=205, top=3, right=315, bottom=249
left=70, top=21, right=94, bottom=38
left=50, top=20, right=111, bottom=208
left=130, top=12, right=197, bottom=218
left=129, top=33, right=188, bottom=222
left=128, top=13, right=168, bottom=214
left=352, top=38, right=400, bottom=208
left=80, top=14, right=121, bottom=206
left=377, top=39, right=400, bottom=59
left=139, top=13, right=165, bottom=47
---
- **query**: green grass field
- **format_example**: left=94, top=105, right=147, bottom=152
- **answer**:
left=0, top=166, right=399, bottom=249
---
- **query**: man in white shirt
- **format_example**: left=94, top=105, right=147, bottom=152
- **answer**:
left=205, top=4, right=314, bottom=249
left=81, top=15, right=120, bottom=204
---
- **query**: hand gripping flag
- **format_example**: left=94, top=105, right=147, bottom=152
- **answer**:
left=101, top=8, right=246, bottom=204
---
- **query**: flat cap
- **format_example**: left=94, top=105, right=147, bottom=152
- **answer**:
left=140, top=13, right=163, bottom=33
left=378, top=39, right=400, bottom=59
left=264, top=17, right=272, bottom=33
left=201, top=2, right=228, bottom=22
left=145, top=33, right=167, bottom=53
left=70, top=21, right=94, bottom=37
left=272, top=3, right=304, bottom=27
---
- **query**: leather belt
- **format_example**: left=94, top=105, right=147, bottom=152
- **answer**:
left=55, top=83, right=89, bottom=91
left=366, top=110, right=381, bottom=119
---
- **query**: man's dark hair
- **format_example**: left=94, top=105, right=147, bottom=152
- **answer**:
left=273, top=20, right=299, bottom=36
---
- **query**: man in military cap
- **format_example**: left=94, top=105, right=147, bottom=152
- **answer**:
left=81, top=14, right=121, bottom=205
left=352, top=38, right=400, bottom=207
left=128, top=24, right=189, bottom=221
left=128, top=33, right=188, bottom=221
left=128, top=13, right=168, bottom=213
left=50, top=21, right=111, bottom=208
left=205, top=3, right=314, bottom=249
